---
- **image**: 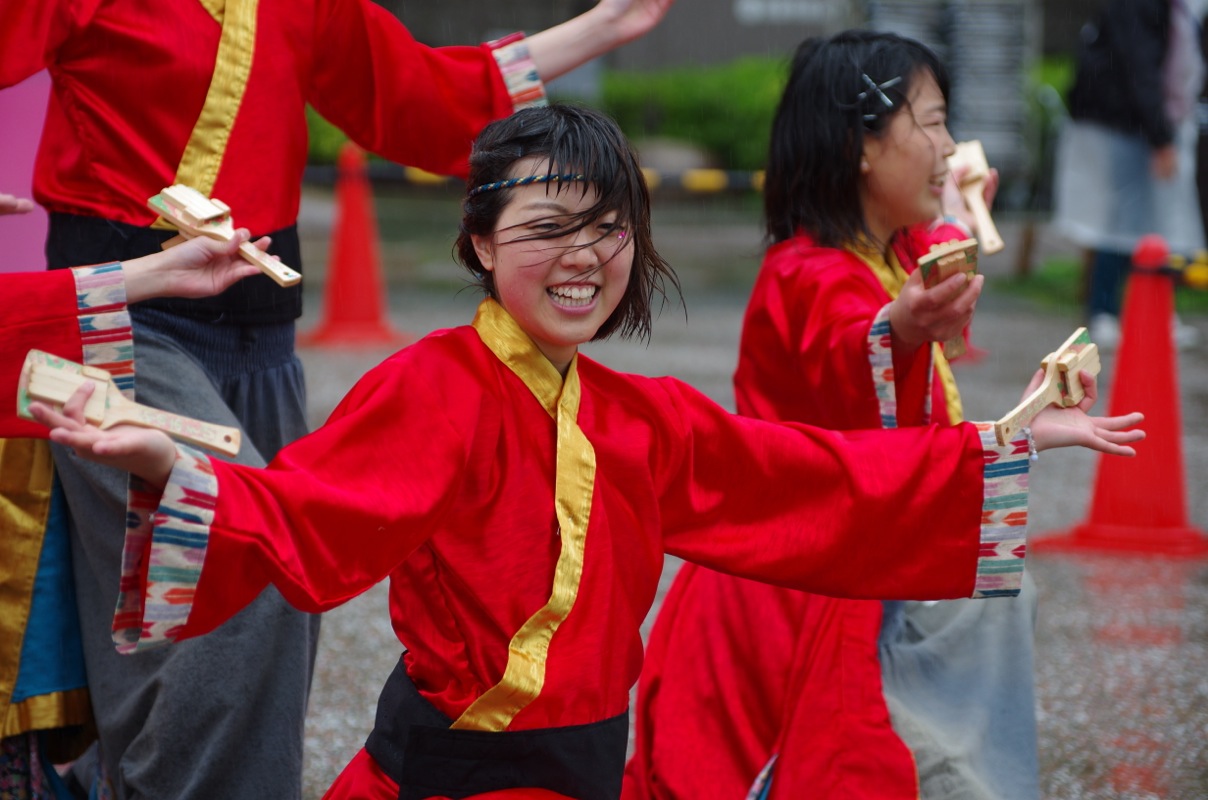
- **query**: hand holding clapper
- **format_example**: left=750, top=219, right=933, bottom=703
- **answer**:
left=18, top=350, right=242, bottom=456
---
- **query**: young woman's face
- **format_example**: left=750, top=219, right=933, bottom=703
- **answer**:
left=472, top=164, right=634, bottom=373
left=859, top=69, right=956, bottom=245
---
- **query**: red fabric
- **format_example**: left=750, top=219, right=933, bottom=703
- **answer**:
left=626, top=226, right=968, bottom=799
left=624, top=568, right=806, bottom=798
left=158, top=319, right=986, bottom=742
left=733, top=226, right=963, bottom=431
left=0, top=0, right=514, bottom=234
left=0, top=270, right=89, bottom=439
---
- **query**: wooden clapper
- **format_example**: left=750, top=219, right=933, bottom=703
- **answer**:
left=918, top=237, right=979, bottom=359
left=993, top=328, right=1101, bottom=446
left=148, top=184, right=301, bottom=287
left=947, top=141, right=1004, bottom=255
left=18, top=350, right=241, bottom=457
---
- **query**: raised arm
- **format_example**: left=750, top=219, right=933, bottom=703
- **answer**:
left=309, top=0, right=673, bottom=176
left=525, top=0, right=675, bottom=82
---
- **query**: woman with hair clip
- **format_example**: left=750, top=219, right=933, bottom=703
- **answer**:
left=627, top=30, right=1048, bottom=800
left=28, top=105, right=1139, bottom=799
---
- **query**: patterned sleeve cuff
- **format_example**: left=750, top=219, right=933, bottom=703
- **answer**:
left=870, top=304, right=936, bottom=429
left=112, top=445, right=216, bottom=653
left=487, top=32, right=548, bottom=111
left=869, top=305, right=898, bottom=429
left=71, top=263, right=135, bottom=399
left=972, top=422, right=1031, bottom=598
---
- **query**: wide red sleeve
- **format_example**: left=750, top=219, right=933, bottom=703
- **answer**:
left=307, top=0, right=520, bottom=178
left=1, top=265, right=132, bottom=438
left=734, top=242, right=934, bottom=430
left=111, top=347, right=474, bottom=652
left=0, top=0, right=103, bottom=88
left=651, top=377, right=1030, bottom=601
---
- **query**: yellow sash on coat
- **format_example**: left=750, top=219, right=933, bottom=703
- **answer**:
left=153, top=0, right=259, bottom=228
left=453, top=299, right=597, bottom=731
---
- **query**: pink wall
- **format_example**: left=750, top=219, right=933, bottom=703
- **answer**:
left=0, top=71, right=50, bottom=273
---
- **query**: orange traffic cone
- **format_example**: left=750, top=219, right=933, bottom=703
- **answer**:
left=1036, top=234, right=1208, bottom=556
left=299, top=143, right=411, bottom=348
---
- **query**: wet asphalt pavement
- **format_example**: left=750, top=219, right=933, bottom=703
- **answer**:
left=293, top=194, right=1208, bottom=799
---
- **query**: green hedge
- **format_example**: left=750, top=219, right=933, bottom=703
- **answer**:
left=305, top=57, right=790, bottom=170
left=600, top=57, right=787, bottom=172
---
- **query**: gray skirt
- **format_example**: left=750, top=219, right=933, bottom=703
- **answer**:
left=1053, top=119, right=1205, bottom=256
left=880, top=571, right=1041, bottom=800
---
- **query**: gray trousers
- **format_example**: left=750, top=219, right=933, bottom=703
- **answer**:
left=53, top=317, right=320, bottom=799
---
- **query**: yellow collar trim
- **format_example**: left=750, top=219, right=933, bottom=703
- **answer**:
left=196, top=0, right=224, bottom=24
left=852, top=246, right=963, bottom=423
left=154, top=0, right=257, bottom=229
left=454, top=299, right=596, bottom=731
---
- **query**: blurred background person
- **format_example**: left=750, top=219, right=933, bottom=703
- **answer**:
left=1054, top=0, right=1206, bottom=349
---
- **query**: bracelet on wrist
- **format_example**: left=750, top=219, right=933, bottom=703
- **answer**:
left=1022, top=426, right=1039, bottom=462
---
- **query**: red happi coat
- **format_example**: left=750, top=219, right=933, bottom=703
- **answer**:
left=625, top=224, right=997, bottom=800
left=0, top=0, right=519, bottom=234
left=112, top=299, right=1026, bottom=796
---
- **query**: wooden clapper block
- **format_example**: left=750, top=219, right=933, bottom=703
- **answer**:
left=918, top=237, right=979, bottom=359
left=994, top=328, right=1101, bottom=446
left=148, top=184, right=301, bottom=287
left=947, top=141, right=1004, bottom=255
left=18, top=350, right=241, bottom=457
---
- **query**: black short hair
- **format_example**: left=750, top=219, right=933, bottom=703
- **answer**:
left=456, top=104, right=680, bottom=344
left=764, top=30, right=950, bottom=247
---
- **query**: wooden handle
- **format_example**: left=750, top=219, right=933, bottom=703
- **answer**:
left=994, top=369, right=1060, bottom=446
left=238, top=241, right=300, bottom=287
left=942, top=336, right=966, bottom=360
left=105, top=402, right=242, bottom=457
left=961, top=183, right=1004, bottom=255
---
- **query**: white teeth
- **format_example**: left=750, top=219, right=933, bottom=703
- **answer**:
left=549, top=284, right=597, bottom=306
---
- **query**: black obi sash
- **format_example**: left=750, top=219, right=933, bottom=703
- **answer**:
left=364, top=658, right=627, bottom=800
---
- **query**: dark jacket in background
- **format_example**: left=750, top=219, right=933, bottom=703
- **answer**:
left=1068, top=0, right=1174, bottom=148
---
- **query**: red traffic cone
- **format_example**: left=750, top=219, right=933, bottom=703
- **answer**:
left=299, top=143, right=411, bottom=348
left=1036, top=234, right=1208, bottom=556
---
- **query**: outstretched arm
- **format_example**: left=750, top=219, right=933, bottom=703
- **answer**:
left=121, top=231, right=266, bottom=303
left=525, top=0, right=674, bottom=82
left=1024, top=369, right=1144, bottom=456
left=0, top=192, right=35, bottom=215
left=30, top=383, right=177, bottom=487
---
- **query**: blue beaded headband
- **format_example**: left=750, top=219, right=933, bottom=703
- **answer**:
left=468, top=172, right=587, bottom=198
